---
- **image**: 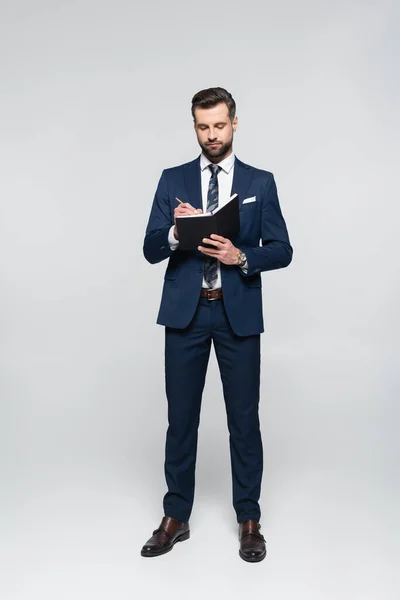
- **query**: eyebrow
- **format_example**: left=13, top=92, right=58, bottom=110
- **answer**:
left=197, top=121, right=227, bottom=127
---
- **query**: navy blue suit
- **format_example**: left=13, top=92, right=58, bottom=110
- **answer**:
left=143, top=156, right=292, bottom=523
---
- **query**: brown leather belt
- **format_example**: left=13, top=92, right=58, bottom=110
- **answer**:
left=200, top=288, right=223, bottom=301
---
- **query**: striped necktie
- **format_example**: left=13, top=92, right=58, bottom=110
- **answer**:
left=204, top=164, right=221, bottom=287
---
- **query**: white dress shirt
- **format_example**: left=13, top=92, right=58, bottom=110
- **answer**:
left=168, top=152, right=246, bottom=289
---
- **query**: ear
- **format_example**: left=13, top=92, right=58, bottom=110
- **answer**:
left=232, top=116, right=238, bottom=131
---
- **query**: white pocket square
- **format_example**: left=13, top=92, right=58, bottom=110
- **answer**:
left=242, top=196, right=256, bottom=204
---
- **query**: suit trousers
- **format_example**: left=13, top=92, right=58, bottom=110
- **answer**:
left=163, top=295, right=263, bottom=524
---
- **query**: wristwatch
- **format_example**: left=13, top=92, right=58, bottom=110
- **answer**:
left=236, top=249, right=247, bottom=267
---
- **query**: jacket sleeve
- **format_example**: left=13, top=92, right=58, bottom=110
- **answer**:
left=143, top=170, right=175, bottom=264
left=239, top=173, right=293, bottom=277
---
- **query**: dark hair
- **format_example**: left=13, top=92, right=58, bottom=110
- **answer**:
left=191, top=87, right=236, bottom=121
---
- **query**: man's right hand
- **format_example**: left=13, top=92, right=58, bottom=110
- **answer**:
left=173, top=203, right=203, bottom=240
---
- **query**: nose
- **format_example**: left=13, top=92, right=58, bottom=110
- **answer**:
left=208, top=128, right=217, bottom=141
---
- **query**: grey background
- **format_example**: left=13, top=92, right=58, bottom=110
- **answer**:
left=0, top=0, right=399, bottom=598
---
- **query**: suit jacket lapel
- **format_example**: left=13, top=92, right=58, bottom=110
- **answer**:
left=183, top=156, right=203, bottom=211
left=231, top=157, right=253, bottom=207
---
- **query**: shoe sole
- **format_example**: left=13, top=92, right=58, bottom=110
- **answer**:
left=141, top=530, right=190, bottom=558
left=239, top=548, right=267, bottom=562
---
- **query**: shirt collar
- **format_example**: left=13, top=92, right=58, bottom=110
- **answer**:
left=200, top=151, right=235, bottom=174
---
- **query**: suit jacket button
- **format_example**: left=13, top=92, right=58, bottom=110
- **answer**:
left=197, top=268, right=203, bottom=273
left=160, top=245, right=165, bottom=250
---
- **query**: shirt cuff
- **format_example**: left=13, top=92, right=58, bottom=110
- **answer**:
left=239, top=260, right=248, bottom=274
left=168, top=225, right=179, bottom=250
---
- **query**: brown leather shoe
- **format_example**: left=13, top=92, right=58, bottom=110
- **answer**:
left=141, top=516, right=190, bottom=557
left=238, top=520, right=266, bottom=562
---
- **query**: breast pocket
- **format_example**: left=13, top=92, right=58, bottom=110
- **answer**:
left=239, top=199, right=259, bottom=240
left=239, top=200, right=258, bottom=218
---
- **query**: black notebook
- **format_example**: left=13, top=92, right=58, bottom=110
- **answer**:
left=175, top=194, right=240, bottom=251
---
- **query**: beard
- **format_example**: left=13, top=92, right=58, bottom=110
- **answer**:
left=199, top=137, right=233, bottom=161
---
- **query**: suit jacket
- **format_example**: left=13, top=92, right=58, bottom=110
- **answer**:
left=143, top=156, right=293, bottom=336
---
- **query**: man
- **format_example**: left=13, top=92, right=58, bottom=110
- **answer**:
left=141, top=87, right=292, bottom=562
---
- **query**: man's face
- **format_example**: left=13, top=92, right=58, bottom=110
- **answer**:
left=193, top=103, right=238, bottom=163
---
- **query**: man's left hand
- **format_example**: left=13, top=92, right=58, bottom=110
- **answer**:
left=198, top=234, right=240, bottom=265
